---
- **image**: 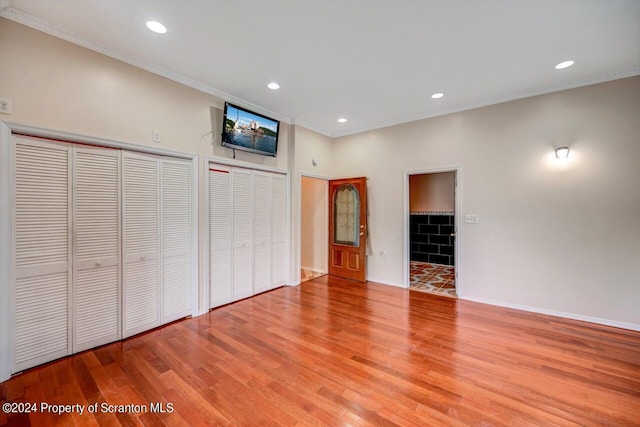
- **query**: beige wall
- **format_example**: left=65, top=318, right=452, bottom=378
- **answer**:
left=409, top=172, right=455, bottom=212
left=300, top=176, right=328, bottom=272
left=0, top=19, right=292, bottom=315
left=2, top=18, right=639, bottom=330
left=0, top=19, right=291, bottom=169
left=291, top=125, right=334, bottom=281
left=333, top=76, right=640, bottom=328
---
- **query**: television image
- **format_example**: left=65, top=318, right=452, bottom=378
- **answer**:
left=222, top=103, right=279, bottom=157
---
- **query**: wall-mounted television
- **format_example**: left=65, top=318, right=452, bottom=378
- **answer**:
left=222, top=102, right=279, bottom=157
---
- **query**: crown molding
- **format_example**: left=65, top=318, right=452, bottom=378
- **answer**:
left=1, top=5, right=638, bottom=140
left=331, top=66, right=640, bottom=138
left=0, top=6, right=294, bottom=126
left=291, top=119, right=333, bottom=138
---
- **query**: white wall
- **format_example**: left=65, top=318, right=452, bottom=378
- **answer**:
left=332, top=76, right=640, bottom=329
left=301, top=176, right=328, bottom=272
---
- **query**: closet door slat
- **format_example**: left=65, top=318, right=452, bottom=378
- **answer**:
left=72, top=147, right=120, bottom=352
left=161, top=158, right=192, bottom=323
left=232, top=169, right=253, bottom=300
left=123, top=151, right=160, bottom=338
left=209, top=167, right=232, bottom=308
left=271, top=174, right=287, bottom=287
left=253, top=172, right=271, bottom=294
left=13, top=138, right=70, bottom=372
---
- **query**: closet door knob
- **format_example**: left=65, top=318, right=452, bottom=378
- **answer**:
left=94, top=261, right=102, bottom=267
left=140, top=255, right=146, bottom=260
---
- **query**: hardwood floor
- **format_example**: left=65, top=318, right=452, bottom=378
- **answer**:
left=2, top=276, right=639, bottom=426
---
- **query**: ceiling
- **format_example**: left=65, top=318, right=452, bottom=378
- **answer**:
left=2, top=0, right=639, bottom=137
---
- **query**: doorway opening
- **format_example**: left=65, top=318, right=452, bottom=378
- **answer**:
left=300, top=175, right=328, bottom=282
left=407, top=170, right=457, bottom=297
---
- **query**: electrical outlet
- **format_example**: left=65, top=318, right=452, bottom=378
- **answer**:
left=464, top=214, right=479, bottom=224
left=0, top=98, right=12, bottom=115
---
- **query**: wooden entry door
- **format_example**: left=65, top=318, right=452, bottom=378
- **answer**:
left=329, top=177, right=367, bottom=282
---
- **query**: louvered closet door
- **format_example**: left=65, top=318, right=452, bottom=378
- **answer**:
left=232, top=168, right=253, bottom=300
left=271, top=174, right=287, bottom=288
left=160, top=157, right=192, bottom=323
left=72, top=147, right=121, bottom=352
left=253, top=172, right=271, bottom=294
left=209, top=166, right=232, bottom=308
left=13, top=137, right=70, bottom=372
left=123, top=151, right=160, bottom=337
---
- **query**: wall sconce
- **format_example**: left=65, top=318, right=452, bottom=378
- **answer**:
left=555, top=146, right=570, bottom=159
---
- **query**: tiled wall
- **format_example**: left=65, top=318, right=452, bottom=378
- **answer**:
left=410, top=212, right=455, bottom=266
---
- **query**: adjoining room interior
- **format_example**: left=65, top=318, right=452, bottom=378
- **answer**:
left=1, top=1, right=639, bottom=425
left=300, top=175, right=328, bottom=282
left=408, top=171, right=457, bottom=297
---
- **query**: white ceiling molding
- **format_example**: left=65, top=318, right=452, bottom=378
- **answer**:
left=2, top=1, right=639, bottom=138
left=0, top=6, right=295, bottom=127
left=331, top=66, right=640, bottom=138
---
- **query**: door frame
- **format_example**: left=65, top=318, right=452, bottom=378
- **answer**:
left=403, top=166, right=462, bottom=296
left=328, top=176, right=368, bottom=282
left=296, top=172, right=330, bottom=284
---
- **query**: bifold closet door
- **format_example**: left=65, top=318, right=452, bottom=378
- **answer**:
left=232, top=168, right=253, bottom=300
left=72, top=147, right=120, bottom=353
left=209, top=166, right=232, bottom=308
left=253, top=172, right=272, bottom=294
left=13, top=137, right=70, bottom=372
left=160, top=158, right=193, bottom=323
left=271, top=173, right=287, bottom=287
left=123, top=151, right=160, bottom=337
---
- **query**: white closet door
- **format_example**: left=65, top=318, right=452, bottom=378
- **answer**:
left=72, top=147, right=121, bottom=352
left=232, top=168, right=253, bottom=300
left=123, top=151, right=160, bottom=337
left=160, top=158, right=192, bottom=323
left=13, top=138, right=70, bottom=372
left=271, top=173, right=287, bottom=288
left=253, top=172, right=271, bottom=294
left=209, top=166, right=232, bottom=308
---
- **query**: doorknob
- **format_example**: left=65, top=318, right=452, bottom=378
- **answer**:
left=359, top=232, right=365, bottom=236
left=450, top=233, right=456, bottom=237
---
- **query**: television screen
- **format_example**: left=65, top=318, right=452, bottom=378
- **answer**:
left=222, top=103, right=279, bottom=157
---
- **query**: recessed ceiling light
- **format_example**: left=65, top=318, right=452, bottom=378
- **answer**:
left=337, top=118, right=347, bottom=123
left=431, top=93, right=444, bottom=99
left=267, top=82, right=280, bottom=90
left=146, top=20, right=167, bottom=34
left=555, top=60, right=574, bottom=70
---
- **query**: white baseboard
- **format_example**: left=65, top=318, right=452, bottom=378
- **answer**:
left=301, top=266, right=327, bottom=274
left=366, top=277, right=406, bottom=289
left=461, top=295, right=640, bottom=332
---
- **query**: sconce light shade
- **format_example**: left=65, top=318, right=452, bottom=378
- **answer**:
left=555, top=146, right=570, bottom=159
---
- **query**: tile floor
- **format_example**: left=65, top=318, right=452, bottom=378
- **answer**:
left=410, top=261, right=457, bottom=298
